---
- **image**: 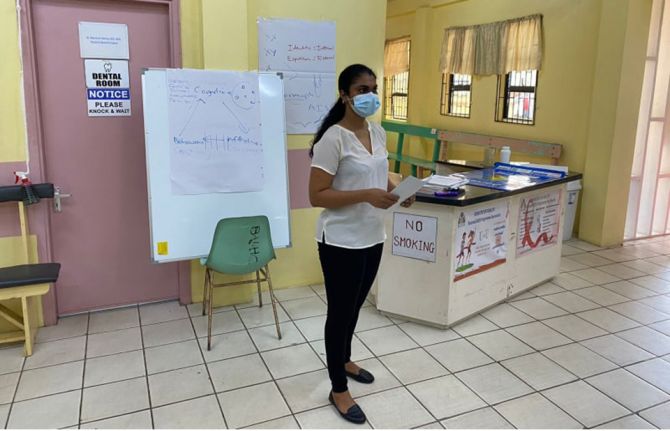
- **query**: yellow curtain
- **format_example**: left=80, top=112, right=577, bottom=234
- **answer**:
left=439, top=27, right=476, bottom=75
left=440, top=14, right=543, bottom=75
left=503, top=15, right=543, bottom=73
left=474, top=21, right=506, bottom=75
left=384, top=37, right=411, bottom=76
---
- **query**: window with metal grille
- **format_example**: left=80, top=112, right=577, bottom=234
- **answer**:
left=383, top=37, right=410, bottom=121
left=440, top=73, right=472, bottom=118
left=384, top=71, right=409, bottom=121
left=496, top=70, right=538, bottom=125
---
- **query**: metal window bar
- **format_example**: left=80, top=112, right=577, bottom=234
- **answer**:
left=441, top=73, right=472, bottom=118
left=440, top=73, right=449, bottom=115
left=496, top=70, right=538, bottom=125
left=384, top=77, right=393, bottom=118
left=391, top=71, right=409, bottom=120
left=384, top=72, right=409, bottom=121
left=384, top=39, right=411, bottom=121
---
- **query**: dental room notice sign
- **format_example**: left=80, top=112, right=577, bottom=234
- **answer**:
left=84, top=60, right=131, bottom=116
left=87, top=88, right=131, bottom=116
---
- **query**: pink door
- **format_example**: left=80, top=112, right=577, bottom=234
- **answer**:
left=30, top=0, right=183, bottom=314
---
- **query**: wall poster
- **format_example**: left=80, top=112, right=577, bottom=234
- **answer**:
left=454, top=202, right=509, bottom=282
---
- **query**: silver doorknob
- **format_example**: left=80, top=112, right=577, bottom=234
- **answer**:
left=53, top=186, right=72, bottom=213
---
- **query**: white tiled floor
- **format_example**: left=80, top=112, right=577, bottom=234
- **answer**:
left=2, top=237, right=670, bottom=428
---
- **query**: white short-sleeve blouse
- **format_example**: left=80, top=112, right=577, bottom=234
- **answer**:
left=310, top=122, right=389, bottom=249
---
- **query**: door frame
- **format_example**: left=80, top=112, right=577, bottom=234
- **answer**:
left=19, top=0, right=190, bottom=325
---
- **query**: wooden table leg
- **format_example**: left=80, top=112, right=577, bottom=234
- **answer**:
left=21, top=296, right=33, bottom=356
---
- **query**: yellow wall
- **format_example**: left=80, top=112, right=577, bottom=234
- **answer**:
left=0, top=0, right=26, bottom=163
left=1, top=0, right=648, bottom=330
left=190, top=0, right=388, bottom=306
left=580, top=0, right=651, bottom=245
left=0, top=0, right=37, bottom=332
left=0, top=0, right=387, bottom=320
left=386, top=0, right=651, bottom=245
left=180, top=0, right=204, bottom=69
left=196, top=0, right=387, bottom=156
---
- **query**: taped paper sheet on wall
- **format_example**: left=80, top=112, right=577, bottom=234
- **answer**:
left=258, top=18, right=336, bottom=134
left=258, top=18, right=335, bottom=73
left=283, top=72, right=337, bottom=134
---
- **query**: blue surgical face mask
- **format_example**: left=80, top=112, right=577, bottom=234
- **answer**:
left=350, top=92, right=380, bottom=118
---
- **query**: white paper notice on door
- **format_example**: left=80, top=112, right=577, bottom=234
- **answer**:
left=258, top=18, right=336, bottom=73
left=453, top=202, right=509, bottom=282
left=516, top=189, right=562, bottom=257
left=283, top=72, right=337, bottom=134
left=79, top=22, right=129, bottom=59
left=166, top=69, right=264, bottom=195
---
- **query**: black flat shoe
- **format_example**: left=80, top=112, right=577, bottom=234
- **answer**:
left=329, top=392, right=366, bottom=424
left=346, top=368, right=375, bottom=384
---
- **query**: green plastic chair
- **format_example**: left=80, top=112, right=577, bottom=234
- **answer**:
left=201, top=216, right=282, bottom=350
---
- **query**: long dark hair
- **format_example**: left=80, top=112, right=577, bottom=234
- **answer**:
left=309, top=64, right=376, bottom=157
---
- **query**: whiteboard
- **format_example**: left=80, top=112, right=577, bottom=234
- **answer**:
left=141, top=69, right=291, bottom=263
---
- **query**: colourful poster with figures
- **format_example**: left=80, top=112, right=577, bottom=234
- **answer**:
left=453, top=202, right=508, bottom=282
left=517, top=190, right=562, bottom=256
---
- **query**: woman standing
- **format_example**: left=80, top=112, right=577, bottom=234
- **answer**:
left=309, top=64, right=410, bottom=424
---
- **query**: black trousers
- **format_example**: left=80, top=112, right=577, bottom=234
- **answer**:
left=318, top=239, right=384, bottom=393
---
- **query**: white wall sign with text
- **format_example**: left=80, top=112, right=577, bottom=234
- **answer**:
left=79, top=22, right=129, bottom=59
left=392, top=213, right=438, bottom=263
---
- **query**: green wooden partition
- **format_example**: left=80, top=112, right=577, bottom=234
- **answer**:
left=382, top=121, right=441, bottom=176
left=382, top=121, right=564, bottom=177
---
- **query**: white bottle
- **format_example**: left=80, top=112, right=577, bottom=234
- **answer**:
left=500, top=146, right=511, bottom=164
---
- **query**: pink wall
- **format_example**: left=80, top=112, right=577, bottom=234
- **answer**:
left=287, top=148, right=313, bottom=210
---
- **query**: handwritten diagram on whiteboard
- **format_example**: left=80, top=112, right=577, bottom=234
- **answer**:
left=167, top=69, right=264, bottom=195
left=258, top=18, right=336, bottom=134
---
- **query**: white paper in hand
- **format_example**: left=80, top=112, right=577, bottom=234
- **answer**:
left=388, top=176, right=424, bottom=211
